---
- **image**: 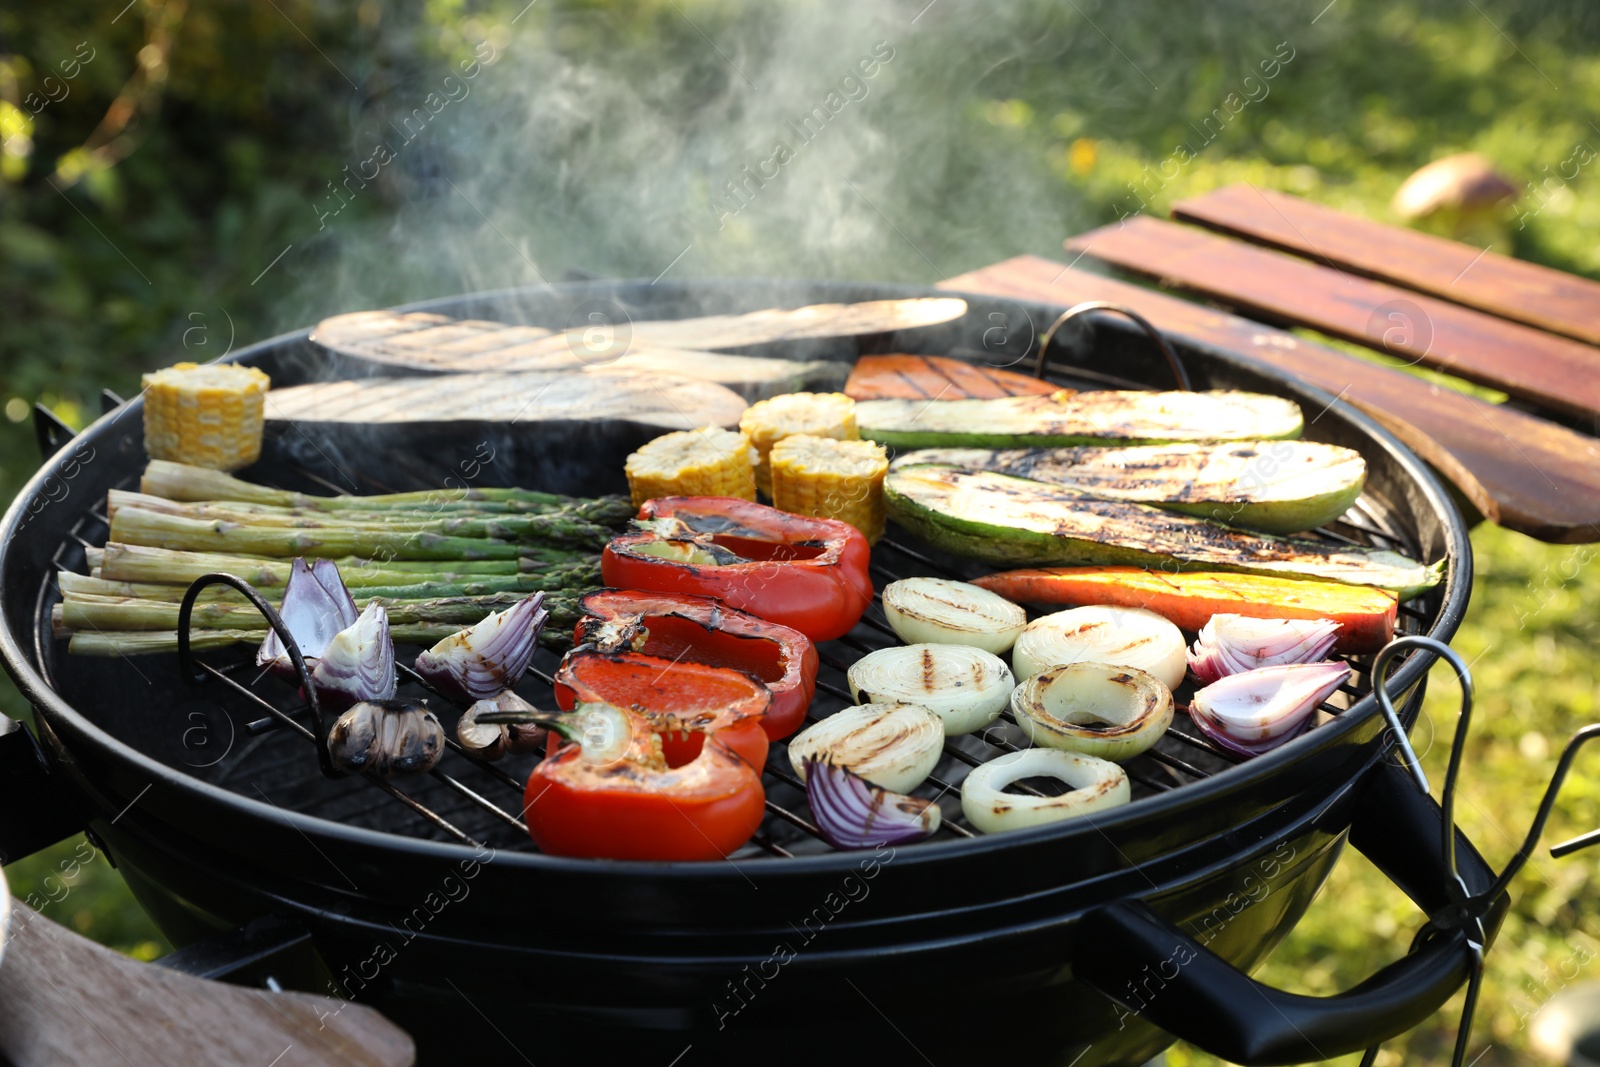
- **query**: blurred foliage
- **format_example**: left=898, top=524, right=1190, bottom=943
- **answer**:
left=4, top=1, right=1600, bottom=1063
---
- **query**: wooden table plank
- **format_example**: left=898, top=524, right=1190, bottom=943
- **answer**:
left=0, top=898, right=414, bottom=1066
left=939, top=254, right=1600, bottom=544
left=1063, top=217, right=1600, bottom=422
left=1173, top=184, right=1600, bottom=346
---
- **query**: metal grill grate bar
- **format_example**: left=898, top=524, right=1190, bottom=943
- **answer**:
left=194, top=660, right=488, bottom=845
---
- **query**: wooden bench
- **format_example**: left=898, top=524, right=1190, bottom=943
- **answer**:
left=940, top=185, right=1600, bottom=545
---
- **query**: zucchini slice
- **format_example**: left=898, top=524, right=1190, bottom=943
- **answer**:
left=856, top=390, right=1304, bottom=449
left=884, top=466, right=1442, bottom=598
left=890, top=442, right=1365, bottom=534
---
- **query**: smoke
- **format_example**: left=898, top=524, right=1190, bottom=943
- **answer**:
left=272, top=0, right=1312, bottom=325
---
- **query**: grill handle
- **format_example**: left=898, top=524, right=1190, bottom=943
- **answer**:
left=1074, top=757, right=1506, bottom=1066
left=1033, top=301, right=1193, bottom=391
left=0, top=715, right=89, bottom=864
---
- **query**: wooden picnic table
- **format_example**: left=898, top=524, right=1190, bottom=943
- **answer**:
left=940, top=184, right=1600, bottom=545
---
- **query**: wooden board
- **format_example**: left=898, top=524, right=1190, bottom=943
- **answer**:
left=264, top=370, right=748, bottom=430
left=0, top=897, right=413, bottom=1066
left=1064, top=217, right=1600, bottom=422
left=623, top=296, right=968, bottom=350
left=311, top=311, right=849, bottom=400
left=1173, top=184, right=1600, bottom=346
left=939, top=255, right=1600, bottom=544
left=843, top=354, right=1063, bottom=400
left=314, top=297, right=965, bottom=368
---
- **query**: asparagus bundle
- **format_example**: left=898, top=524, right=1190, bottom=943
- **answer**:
left=106, top=489, right=633, bottom=533
left=110, top=506, right=611, bottom=559
left=55, top=592, right=582, bottom=635
left=68, top=624, right=473, bottom=657
left=141, top=458, right=634, bottom=517
left=60, top=461, right=624, bottom=656
left=62, top=560, right=599, bottom=602
left=88, top=544, right=557, bottom=584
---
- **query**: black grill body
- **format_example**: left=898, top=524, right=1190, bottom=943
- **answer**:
left=0, top=280, right=1487, bottom=1066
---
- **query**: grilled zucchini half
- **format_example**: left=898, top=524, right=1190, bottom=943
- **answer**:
left=856, top=390, right=1304, bottom=449
left=884, top=465, right=1441, bottom=598
left=890, top=441, right=1365, bottom=534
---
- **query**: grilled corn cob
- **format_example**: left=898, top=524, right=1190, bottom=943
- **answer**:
left=141, top=362, right=271, bottom=471
left=738, top=391, right=858, bottom=495
left=624, top=426, right=757, bottom=507
left=769, top=434, right=889, bottom=542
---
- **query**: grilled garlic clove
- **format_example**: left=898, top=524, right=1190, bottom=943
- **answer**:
left=458, top=690, right=548, bottom=761
left=256, top=558, right=359, bottom=678
left=1188, top=614, right=1341, bottom=685
left=309, top=603, right=397, bottom=711
left=327, top=698, right=444, bottom=776
left=414, top=593, right=547, bottom=703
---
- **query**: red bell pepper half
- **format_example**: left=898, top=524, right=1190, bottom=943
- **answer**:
left=573, top=589, right=818, bottom=741
left=553, top=648, right=772, bottom=771
left=601, top=496, right=873, bottom=642
left=521, top=703, right=765, bottom=862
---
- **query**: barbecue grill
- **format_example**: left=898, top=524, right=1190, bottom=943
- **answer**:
left=0, top=279, right=1566, bottom=1067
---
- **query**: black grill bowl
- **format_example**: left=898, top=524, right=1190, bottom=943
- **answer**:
left=0, top=280, right=1489, bottom=1067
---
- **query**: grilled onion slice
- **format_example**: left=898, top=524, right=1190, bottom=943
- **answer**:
left=1011, top=662, right=1173, bottom=761
left=960, top=749, right=1129, bottom=833
left=1011, top=604, right=1186, bottom=690
left=788, top=702, right=944, bottom=793
left=881, top=577, right=1027, bottom=653
left=848, top=643, right=1014, bottom=736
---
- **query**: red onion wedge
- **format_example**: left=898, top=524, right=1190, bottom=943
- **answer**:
left=1187, top=614, right=1340, bottom=685
left=256, top=558, right=359, bottom=679
left=803, top=757, right=941, bottom=850
left=309, top=602, right=397, bottom=712
left=1188, top=660, right=1350, bottom=758
left=414, top=593, right=546, bottom=703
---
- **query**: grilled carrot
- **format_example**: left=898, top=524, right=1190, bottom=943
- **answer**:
left=971, top=567, right=1396, bottom=653
left=843, top=355, right=1064, bottom=401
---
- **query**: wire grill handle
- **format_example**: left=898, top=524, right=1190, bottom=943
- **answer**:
left=1363, top=635, right=1600, bottom=1067
left=175, top=573, right=342, bottom=780
left=1033, top=301, right=1193, bottom=391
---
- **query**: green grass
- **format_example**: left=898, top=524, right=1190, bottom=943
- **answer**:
left=1167, top=525, right=1600, bottom=1066
left=5, top=835, right=169, bottom=962
left=5, top=1, right=1600, bottom=1063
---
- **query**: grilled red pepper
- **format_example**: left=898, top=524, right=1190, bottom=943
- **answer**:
left=573, top=589, right=818, bottom=741
left=553, top=648, right=771, bottom=770
left=522, top=704, right=765, bottom=861
left=601, top=497, right=873, bottom=641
